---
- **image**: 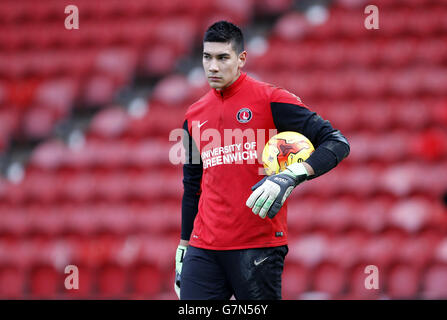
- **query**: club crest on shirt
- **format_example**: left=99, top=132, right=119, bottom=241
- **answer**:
left=236, top=108, right=252, bottom=123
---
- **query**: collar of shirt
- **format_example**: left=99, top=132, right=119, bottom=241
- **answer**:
left=212, top=72, right=247, bottom=100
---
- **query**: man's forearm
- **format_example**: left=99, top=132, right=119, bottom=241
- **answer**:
left=305, top=136, right=350, bottom=179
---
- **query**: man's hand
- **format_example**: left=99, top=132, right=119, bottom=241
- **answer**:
left=246, top=162, right=309, bottom=219
left=174, top=244, right=188, bottom=299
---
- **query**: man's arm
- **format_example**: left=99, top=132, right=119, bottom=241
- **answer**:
left=180, top=119, right=203, bottom=243
left=270, top=98, right=350, bottom=178
left=175, top=119, right=203, bottom=298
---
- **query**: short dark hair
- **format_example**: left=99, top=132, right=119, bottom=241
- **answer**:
left=203, top=21, right=244, bottom=54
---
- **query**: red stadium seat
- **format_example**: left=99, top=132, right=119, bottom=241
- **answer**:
left=97, top=263, right=128, bottom=298
left=0, top=207, right=29, bottom=237
left=129, top=262, right=163, bottom=298
left=29, top=139, right=69, bottom=170
left=154, top=17, right=198, bottom=55
left=380, top=163, right=418, bottom=197
left=399, top=232, right=442, bottom=269
left=140, top=45, right=178, bottom=76
left=387, top=264, right=421, bottom=299
left=432, top=99, right=447, bottom=127
left=94, top=47, right=138, bottom=85
left=22, top=106, right=59, bottom=139
left=26, top=204, right=65, bottom=237
left=353, top=69, right=390, bottom=98
left=94, top=203, right=135, bottom=235
left=343, top=165, right=381, bottom=197
left=287, top=198, right=319, bottom=233
left=353, top=196, right=392, bottom=233
left=61, top=172, right=97, bottom=203
left=321, top=101, right=360, bottom=132
left=34, top=78, right=78, bottom=118
left=94, top=172, right=132, bottom=202
left=282, top=263, right=310, bottom=299
left=388, top=198, right=433, bottom=233
left=138, top=236, right=178, bottom=272
left=357, top=99, right=396, bottom=132
left=273, top=12, right=311, bottom=41
left=381, top=39, right=417, bottom=67
left=59, top=205, right=97, bottom=236
left=126, top=139, right=173, bottom=168
left=254, top=0, right=293, bottom=15
left=348, top=41, right=381, bottom=67
left=151, top=74, right=193, bottom=106
left=409, top=128, right=447, bottom=162
left=393, top=98, right=431, bottom=130
left=21, top=170, right=59, bottom=204
left=325, top=230, right=369, bottom=269
left=416, top=37, right=447, bottom=66
left=0, top=265, right=26, bottom=298
left=313, top=263, right=347, bottom=297
left=288, top=233, right=329, bottom=268
left=361, top=230, right=406, bottom=269
left=29, top=264, right=61, bottom=298
left=82, top=74, right=117, bottom=106
left=313, top=197, right=357, bottom=233
left=433, top=237, right=447, bottom=265
left=422, top=264, right=447, bottom=299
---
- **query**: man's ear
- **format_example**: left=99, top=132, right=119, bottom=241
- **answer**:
left=238, top=51, right=247, bottom=68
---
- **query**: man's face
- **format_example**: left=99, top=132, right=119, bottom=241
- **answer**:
left=203, top=41, right=246, bottom=90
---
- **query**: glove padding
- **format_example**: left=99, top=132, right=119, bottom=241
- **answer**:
left=174, top=245, right=188, bottom=299
left=246, top=162, right=309, bottom=219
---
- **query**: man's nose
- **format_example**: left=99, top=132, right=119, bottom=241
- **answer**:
left=208, top=59, right=219, bottom=72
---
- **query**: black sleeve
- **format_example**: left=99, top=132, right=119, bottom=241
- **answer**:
left=270, top=102, right=350, bottom=179
left=181, top=120, right=203, bottom=241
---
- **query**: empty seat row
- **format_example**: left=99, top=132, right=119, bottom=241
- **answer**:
left=283, top=262, right=447, bottom=300
left=1, top=234, right=447, bottom=299
left=0, top=0, right=253, bottom=25
left=288, top=196, right=447, bottom=234
left=250, top=36, right=447, bottom=70
left=253, top=67, right=447, bottom=99
left=0, top=192, right=445, bottom=236
left=313, top=98, right=447, bottom=132
left=274, top=7, right=447, bottom=41
left=0, top=202, right=180, bottom=236
left=286, top=230, right=446, bottom=269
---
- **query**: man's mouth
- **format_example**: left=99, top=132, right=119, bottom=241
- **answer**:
left=208, top=76, right=221, bottom=81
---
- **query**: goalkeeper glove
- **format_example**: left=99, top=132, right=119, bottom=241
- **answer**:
left=174, top=245, right=188, bottom=299
left=246, top=162, right=309, bottom=219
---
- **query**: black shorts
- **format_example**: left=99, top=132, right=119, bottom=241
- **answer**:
left=180, top=245, right=288, bottom=300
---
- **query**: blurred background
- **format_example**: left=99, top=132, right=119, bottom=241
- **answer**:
left=0, top=0, right=447, bottom=300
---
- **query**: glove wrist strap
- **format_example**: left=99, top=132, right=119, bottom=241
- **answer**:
left=284, top=162, right=309, bottom=185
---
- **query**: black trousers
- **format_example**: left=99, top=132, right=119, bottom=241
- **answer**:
left=180, top=245, right=288, bottom=300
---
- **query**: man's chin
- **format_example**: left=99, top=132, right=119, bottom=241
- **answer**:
left=208, top=81, right=223, bottom=90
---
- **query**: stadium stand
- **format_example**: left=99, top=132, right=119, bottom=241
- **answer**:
left=0, top=0, right=446, bottom=299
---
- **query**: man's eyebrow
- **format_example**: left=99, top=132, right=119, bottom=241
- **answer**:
left=203, top=52, right=231, bottom=57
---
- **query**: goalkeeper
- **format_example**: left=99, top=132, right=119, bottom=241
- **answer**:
left=175, top=21, right=350, bottom=299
